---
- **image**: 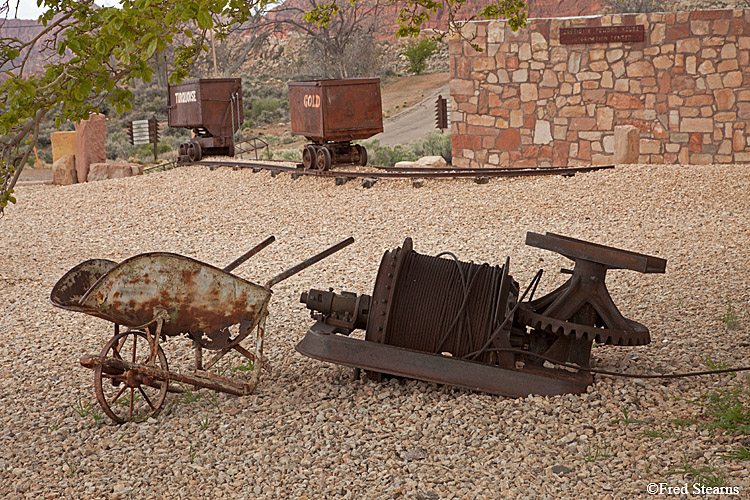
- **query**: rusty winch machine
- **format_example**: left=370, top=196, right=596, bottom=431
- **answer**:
left=298, top=232, right=667, bottom=397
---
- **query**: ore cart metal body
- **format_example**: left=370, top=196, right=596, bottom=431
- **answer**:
left=51, top=236, right=352, bottom=424
left=168, top=78, right=243, bottom=161
left=288, top=78, right=383, bottom=170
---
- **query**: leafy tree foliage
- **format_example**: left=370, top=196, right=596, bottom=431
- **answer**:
left=0, top=0, right=527, bottom=214
left=0, top=0, right=253, bottom=212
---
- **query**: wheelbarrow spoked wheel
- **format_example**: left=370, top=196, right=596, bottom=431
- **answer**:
left=94, top=331, right=169, bottom=424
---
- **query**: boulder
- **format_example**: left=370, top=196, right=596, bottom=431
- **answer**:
left=394, top=156, right=448, bottom=169
left=50, top=131, right=76, bottom=164
left=87, top=161, right=141, bottom=181
left=87, top=163, right=110, bottom=182
left=394, top=161, right=417, bottom=168
left=74, top=113, right=107, bottom=182
left=108, top=162, right=135, bottom=179
left=52, top=154, right=77, bottom=186
left=415, top=156, right=448, bottom=168
left=614, top=125, right=640, bottom=164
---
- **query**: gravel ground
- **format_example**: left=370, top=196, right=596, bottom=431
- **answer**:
left=1, top=163, right=748, bottom=499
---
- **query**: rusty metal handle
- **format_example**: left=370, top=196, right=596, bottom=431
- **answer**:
left=265, top=237, right=354, bottom=288
left=223, top=236, right=276, bottom=273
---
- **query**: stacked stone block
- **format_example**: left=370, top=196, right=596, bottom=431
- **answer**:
left=449, top=9, right=750, bottom=167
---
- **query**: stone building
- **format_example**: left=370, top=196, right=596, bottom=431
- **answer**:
left=449, top=9, right=750, bottom=167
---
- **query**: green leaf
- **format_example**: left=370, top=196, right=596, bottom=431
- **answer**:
left=196, top=10, right=212, bottom=30
left=145, top=38, right=158, bottom=59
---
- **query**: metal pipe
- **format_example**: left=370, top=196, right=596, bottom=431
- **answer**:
left=223, top=235, right=276, bottom=273
left=265, top=237, right=354, bottom=288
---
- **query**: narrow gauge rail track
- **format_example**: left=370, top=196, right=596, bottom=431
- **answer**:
left=183, top=159, right=614, bottom=180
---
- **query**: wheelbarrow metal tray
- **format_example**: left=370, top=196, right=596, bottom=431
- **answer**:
left=50, top=259, right=117, bottom=315
left=62, top=252, right=271, bottom=337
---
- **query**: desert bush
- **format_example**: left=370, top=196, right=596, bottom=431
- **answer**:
left=411, top=131, right=451, bottom=164
left=403, top=39, right=438, bottom=75
left=277, top=149, right=301, bottom=162
left=359, top=131, right=452, bottom=167
left=359, top=139, right=417, bottom=166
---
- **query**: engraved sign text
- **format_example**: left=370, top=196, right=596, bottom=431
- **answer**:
left=559, top=25, right=644, bottom=44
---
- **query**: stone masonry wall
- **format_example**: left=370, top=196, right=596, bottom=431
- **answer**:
left=449, top=9, right=750, bottom=167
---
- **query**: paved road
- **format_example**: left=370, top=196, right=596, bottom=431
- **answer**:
left=370, top=83, right=449, bottom=146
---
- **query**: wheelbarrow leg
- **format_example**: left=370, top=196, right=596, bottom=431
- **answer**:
left=146, top=308, right=169, bottom=366
left=244, top=314, right=266, bottom=394
left=194, top=342, right=203, bottom=371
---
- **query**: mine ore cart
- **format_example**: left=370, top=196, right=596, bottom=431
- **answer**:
left=288, top=78, right=383, bottom=170
left=51, top=236, right=352, bottom=424
left=168, top=78, right=243, bottom=161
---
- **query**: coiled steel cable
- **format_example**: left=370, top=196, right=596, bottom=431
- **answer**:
left=385, top=250, right=506, bottom=359
left=486, top=347, right=750, bottom=379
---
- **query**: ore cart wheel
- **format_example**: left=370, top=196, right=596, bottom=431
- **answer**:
left=178, top=143, right=188, bottom=157
left=94, top=331, right=169, bottom=424
left=188, top=142, right=203, bottom=162
left=302, top=146, right=317, bottom=169
left=356, top=144, right=368, bottom=166
left=316, top=147, right=332, bottom=171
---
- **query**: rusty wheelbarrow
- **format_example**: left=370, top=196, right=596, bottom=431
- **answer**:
left=50, top=236, right=353, bottom=424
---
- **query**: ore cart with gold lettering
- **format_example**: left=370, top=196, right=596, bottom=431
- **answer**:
left=288, top=78, right=383, bottom=170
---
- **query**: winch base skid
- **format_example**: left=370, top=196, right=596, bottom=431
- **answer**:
left=297, top=322, right=593, bottom=397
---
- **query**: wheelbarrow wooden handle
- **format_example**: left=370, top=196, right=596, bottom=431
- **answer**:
left=265, top=237, right=354, bottom=288
left=223, top=236, right=276, bottom=273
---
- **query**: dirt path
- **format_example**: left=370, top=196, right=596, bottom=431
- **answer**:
left=17, top=167, right=52, bottom=184
left=373, top=72, right=449, bottom=146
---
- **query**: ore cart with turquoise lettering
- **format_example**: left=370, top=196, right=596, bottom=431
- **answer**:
left=168, top=78, right=243, bottom=161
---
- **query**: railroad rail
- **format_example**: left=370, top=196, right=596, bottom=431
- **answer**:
left=181, top=159, right=614, bottom=180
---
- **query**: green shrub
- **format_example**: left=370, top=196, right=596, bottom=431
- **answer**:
left=411, top=130, right=451, bottom=164
left=359, top=131, right=452, bottom=167
left=358, top=139, right=417, bottom=166
left=277, top=149, right=301, bottom=162
left=403, top=39, right=439, bottom=75
left=249, top=97, right=287, bottom=126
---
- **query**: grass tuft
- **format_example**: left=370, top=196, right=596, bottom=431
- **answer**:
left=667, top=459, right=727, bottom=489
left=580, top=440, right=611, bottom=462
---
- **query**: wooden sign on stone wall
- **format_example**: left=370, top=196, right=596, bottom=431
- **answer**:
left=559, top=25, right=645, bottom=44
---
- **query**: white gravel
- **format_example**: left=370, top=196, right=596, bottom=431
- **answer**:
left=1, top=163, right=749, bottom=499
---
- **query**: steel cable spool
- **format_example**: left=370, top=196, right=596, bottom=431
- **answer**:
left=366, top=239, right=516, bottom=362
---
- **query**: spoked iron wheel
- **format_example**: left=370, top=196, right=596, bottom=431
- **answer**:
left=356, top=144, right=368, bottom=166
left=302, top=145, right=317, bottom=169
left=94, top=330, right=169, bottom=424
left=316, top=147, right=332, bottom=171
left=187, top=141, right=202, bottom=161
